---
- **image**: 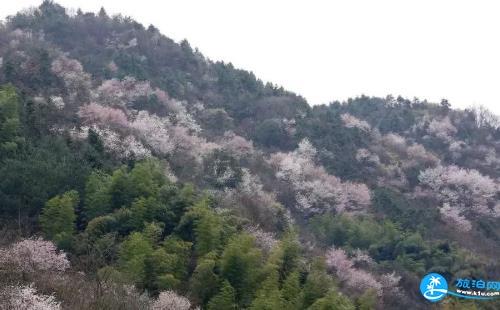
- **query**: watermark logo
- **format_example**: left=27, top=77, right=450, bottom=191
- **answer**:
left=420, top=273, right=448, bottom=302
left=419, top=273, right=500, bottom=302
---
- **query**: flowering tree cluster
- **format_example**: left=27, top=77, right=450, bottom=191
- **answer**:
left=325, top=247, right=382, bottom=295
left=77, top=102, right=128, bottom=127
left=418, top=165, right=499, bottom=225
left=74, top=104, right=212, bottom=161
left=0, top=284, right=60, bottom=310
left=0, top=238, right=70, bottom=273
left=129, top=111, right=175, bottom=155
left=355, top=148, right=380, bottom=166
left=51, top=55, right=91, bottom=103
left=95, top=76, right=154, bottom=107
left=77, top=125, right=151, bottom=160
left=427, top=116, right=457, bottom=142
left=341, top=113, right=371, bottom=132
left=151, top=290, right=191, bottom=310
left=220, top=168, right=283, bottom=229
left=244, top=225, right=278, bottom=254
left=269, top=139, right=371, bottom=215
left=95, top=76, right=200, bottom=131
left=130, top=111, right=216, bottom=160
left=378, top=133, right=438, bottom=167
left=358, top=132, right=439, bottom=189
left=49, top=96, right=65, bottom=110
left=439, top=203, right=473, bottom=232
left=220, top=131, right=255, bottom=159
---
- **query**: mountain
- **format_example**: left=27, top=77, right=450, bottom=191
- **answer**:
left=0, top=1, right=499, bottom=309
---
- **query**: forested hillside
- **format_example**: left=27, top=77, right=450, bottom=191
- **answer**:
left=0, top=2, right=499, bottom=309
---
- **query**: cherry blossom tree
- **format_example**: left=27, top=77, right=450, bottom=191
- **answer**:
left=269, top=139, right=371, bottom=215
left=0, top=238, right=69, bottom=273
left=419, top=165, right=499, bottom=220
left=325, top=247, right=382, bottom=296
left=355, top=148, right=380, bottom=165
left=1, top=284, right=60, bottom=310
left=151, top=290, right=191, bottom=310
left=341, top=113, right=371, bottom=132
left=49, top=96, right=65, bottom=110
left=220, top=131, right=255, bottom=159
left=70, top=126, right=151, bottom=160
left=51, top=55, right=91, bottom=103
left=129, top=111, right=215, bottom=160
left=245, top=225, right=278, bottom=254
left=77, top=102, right=128, bottom=127
left=129, top=111, right=175, bottom=155
left=95, top=76, right=154, bottom=107
left=439, top=203, right=473, bottom=232
left=427, top=117, right=457, bottom=142
left=220, top=168, right=282, bottom=229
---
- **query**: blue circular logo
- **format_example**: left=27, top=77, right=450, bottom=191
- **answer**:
left=420, top=273, right=448, bottom=302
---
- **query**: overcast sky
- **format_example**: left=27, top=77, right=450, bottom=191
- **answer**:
left=2, top=0, right=500, bottom=114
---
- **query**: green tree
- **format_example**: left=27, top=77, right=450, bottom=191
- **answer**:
left=190, top=252, right=219, bottom=304
left=357, top=289, right=377, bottom=310
left=0, top=85, right=24, bottom=158
left=249, top=270, right=284, bottom=310
left=281, top=271, right=303, bottom=310
left=207, top=280, right=237, bottom=310
left=308, top=290, right=355, bottom=310
left=220, top=233, right=263, bottom=306
left=83, top=170, right=112, bottom=221
left=177, top=196, right=222, bottom=256
left=118, top=232, right=153, bottom=283
left=302, top=259, right=333, bottom=308
left=39, top=190, right=78, bottom=244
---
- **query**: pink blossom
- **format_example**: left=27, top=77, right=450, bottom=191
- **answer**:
left=439, top=203, right=473, bottom=232
left=51, top=55, right=91, bottom=102
left=221, top=132, right=255, bottom=158
left=325, top=247, right=382, bottom=295
left=96, top=76, right=154, bottom=106
left=78, top=102, right=128, bottom=127
left=269, top=139, right=371, bottom=215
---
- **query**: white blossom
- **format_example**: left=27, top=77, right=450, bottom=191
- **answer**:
left=1, top=284, right=60, bottom=310
left=341, top=113, right=371, bottom=132
left=49, top=96, right=65, bottom=110
left=439, top=203, right=473, bottom=232
left=245, top=225, right=278, bottom=254
left=0, top=238, right=70, bottom=273
left=427, top=117, right=457, bottom=142
left=269, top=139, right=371, bottom=215
left=51, top=55, right=91, bottom=103
left=419, top=165, right=498, bottom=218
left=151, top=291, right=191, bottom=310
